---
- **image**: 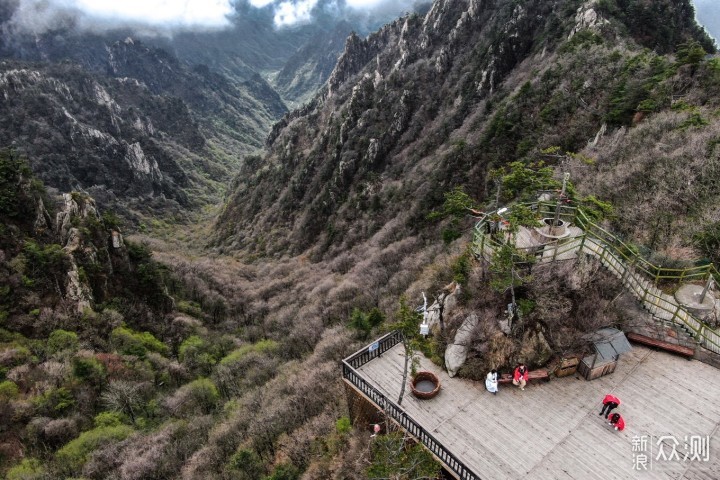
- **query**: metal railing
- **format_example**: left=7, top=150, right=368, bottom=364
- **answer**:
left=472, top=203, right=720, bottom=354
left=573, top=208, right=718, bottom=283
left=342, top=331, right=481, bottom=480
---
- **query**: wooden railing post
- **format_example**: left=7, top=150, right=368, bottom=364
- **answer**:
left=621, top=258, right=630, bottom=283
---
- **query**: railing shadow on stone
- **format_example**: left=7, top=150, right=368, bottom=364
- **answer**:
left=342, top=331, right=481, bottom=480
left=472, top=202, right=720, bottom=355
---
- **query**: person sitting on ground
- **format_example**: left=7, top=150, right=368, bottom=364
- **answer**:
left=608, top=412, right=625, bottom=431
left=513, top=363, right=529, bottom=391
left=485, top=369, right=499, bottom=395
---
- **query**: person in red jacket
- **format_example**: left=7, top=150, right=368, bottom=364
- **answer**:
left=513, top=363, right=529, bottom=391
left=599, top=394, right=621, bottom=418
left=609, top=413, right=625, bottom=431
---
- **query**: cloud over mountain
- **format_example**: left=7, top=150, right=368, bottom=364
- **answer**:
left=1, top=0, right=423, bottom=34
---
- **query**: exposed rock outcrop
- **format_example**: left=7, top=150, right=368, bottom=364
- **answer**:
left=56, top=194, right=102, bottom=311
left=425, top=282, right=460, bottom=333
left=569, top=2, right=609, bottom=38
left=518, top=325, right=553, bottom=367
left=445, top=313, right=479, bottom=377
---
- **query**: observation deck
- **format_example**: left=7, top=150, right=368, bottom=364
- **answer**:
left=343, top=332, right=720, bottom=479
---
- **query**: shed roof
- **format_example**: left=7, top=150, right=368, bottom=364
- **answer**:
left=583, top=327, right=633, bottom=361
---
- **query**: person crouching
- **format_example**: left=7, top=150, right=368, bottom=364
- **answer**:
left=609, top=413, right=625, bottom=431
left=513, top=363, right=529, bottom=391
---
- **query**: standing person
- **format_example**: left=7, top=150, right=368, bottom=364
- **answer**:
left=513, top=363, right=529, bottom=391
left=599, top=394, right=621, bottom=418
left=608, top=412, right=625, bottom=431
left=486, top=369, right=499, bottom=395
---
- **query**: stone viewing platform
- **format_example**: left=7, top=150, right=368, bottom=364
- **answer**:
left=347, top=340, right=720, bottom=479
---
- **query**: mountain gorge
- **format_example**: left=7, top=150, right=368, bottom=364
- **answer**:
left=2, top=0, right=720, bottom=478
left=0, top=45, right=283, bottom=221
left=0, top=1, right=375, bottom=221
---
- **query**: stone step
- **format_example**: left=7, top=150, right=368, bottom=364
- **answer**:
left=654, top=318, right=695, bottom=338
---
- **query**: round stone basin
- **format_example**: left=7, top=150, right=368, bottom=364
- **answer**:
left=674, top=284, right=716, bottom=318
left=411, top=371, right=441, bottom=399
left=537, top=217, right=569, bottom=239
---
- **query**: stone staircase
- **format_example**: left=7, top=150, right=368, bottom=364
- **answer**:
left=563, top=235, right=719, bottom=354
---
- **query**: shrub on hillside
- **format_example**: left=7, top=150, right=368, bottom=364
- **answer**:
left=0, top=379, right=19, bottom=400
left=109, top=326, right=168, bottom=358
left=47, top=330, right=79, bottom=356
left=32, top=387, right=74, bottom=417
left=72, top=356, right=106, bottom=387
left=265, top=463, right=300, bottom=480
left=178, top=334, right=234, bottom=375
left=366, top=431, right=440, bottom=480
left=164, top=378, right=219, bottom=416
left=55, top=424, right=135, bottom=475
left=100, top=380, right=152, bottom=424
left=40, top=417, right=80, bottom=448
left=347, top=307, right=384, bottom=339
left=226, top=447, right=264, bottom=479
left=5, top=458, right=46, bottom=480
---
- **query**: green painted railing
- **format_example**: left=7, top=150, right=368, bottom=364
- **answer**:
left=472, top=202, right=720, bottom=355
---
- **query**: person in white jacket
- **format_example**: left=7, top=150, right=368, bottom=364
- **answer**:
left=485, top=369, right=499, bottom=395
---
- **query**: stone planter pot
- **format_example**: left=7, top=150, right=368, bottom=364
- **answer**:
left=411, top=371, right=441, bottom=399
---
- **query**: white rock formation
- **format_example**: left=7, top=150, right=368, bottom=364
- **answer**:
left=425, top=282, right=460, bottom=333
left=445, top=313, right=479, bottom=377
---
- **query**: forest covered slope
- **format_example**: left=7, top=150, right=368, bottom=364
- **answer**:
left=216, top=0, right=718, bottom=266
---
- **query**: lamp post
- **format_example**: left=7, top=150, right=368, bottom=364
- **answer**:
left=420, top=292, right=429, bottom=336
left=552, top=172, right=570, bottom=235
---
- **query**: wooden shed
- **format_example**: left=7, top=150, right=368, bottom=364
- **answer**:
left=578, top=327, right=632, bottom=380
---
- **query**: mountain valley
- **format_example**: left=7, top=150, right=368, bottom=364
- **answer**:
left=1, top=0, right=720, bottom=478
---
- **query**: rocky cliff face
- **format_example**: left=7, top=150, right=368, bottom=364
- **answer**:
left=56, top=193, right=105, bottom=313
left=274, top=21, right=354, bottom=107
left=0, top=150, right=171, bottom=334
left=216, top=0, right=717, bottom=263
left=0, top=35, right=292, bottom=219
left=0, top=61, right=193, bottom=209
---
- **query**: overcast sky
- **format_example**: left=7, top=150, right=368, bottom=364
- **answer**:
left=694, top=0, right=719, bottom=42
left=4, top=0, right=719, bottom=41
left=5, top=0, right=420, bottom=31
